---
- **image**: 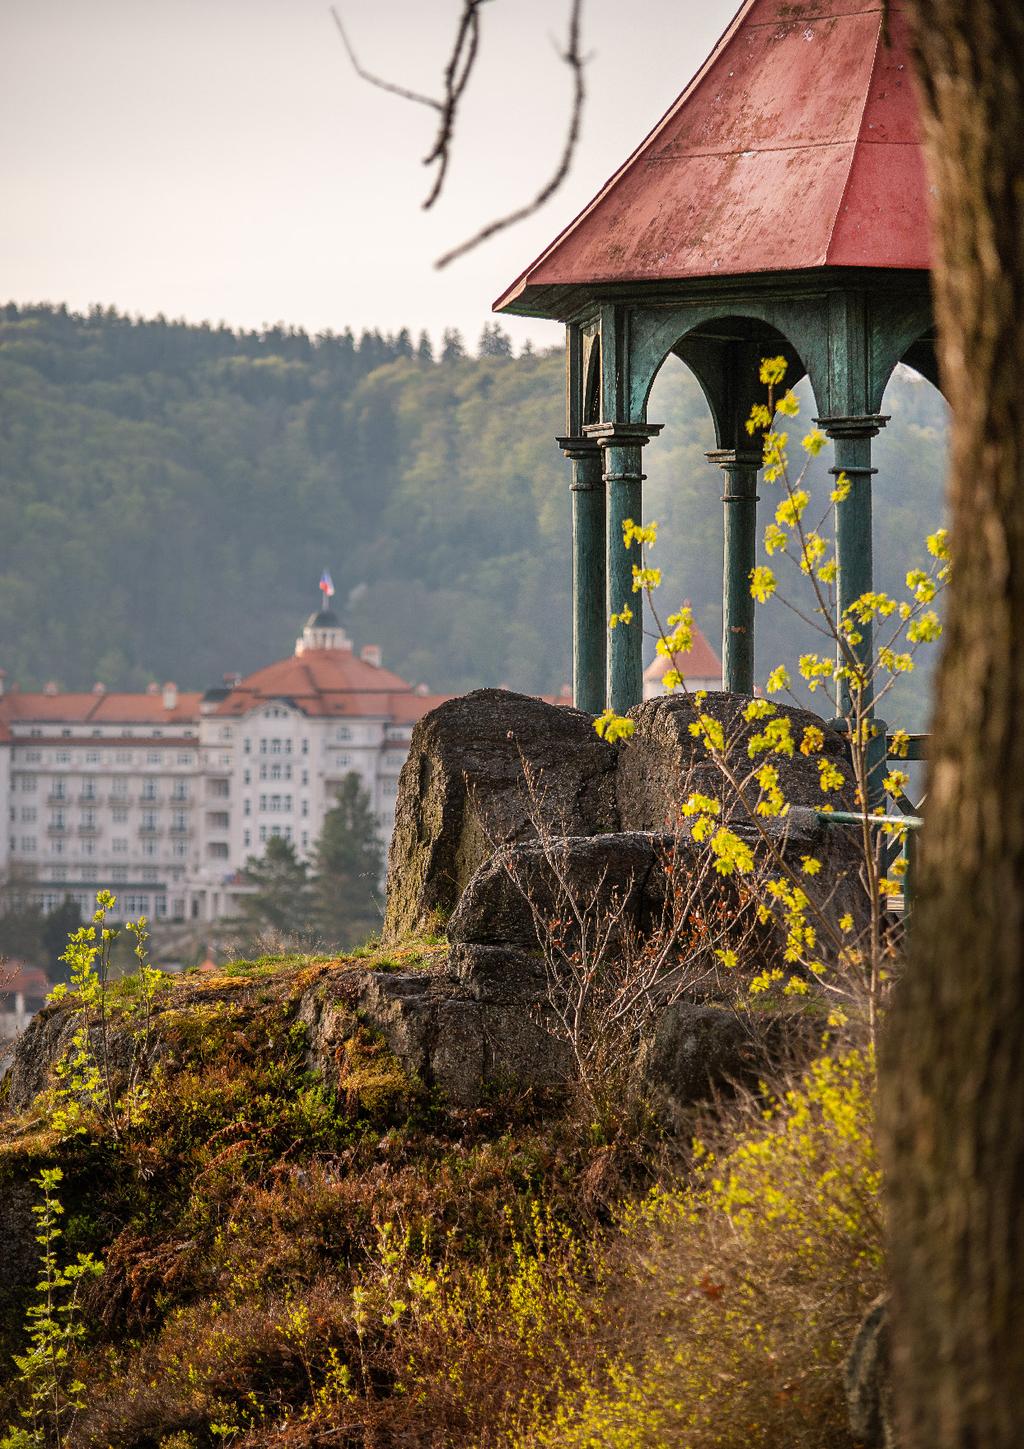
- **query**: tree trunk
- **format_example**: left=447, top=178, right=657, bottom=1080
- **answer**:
left=882, top=4, right=1024, bottom=1447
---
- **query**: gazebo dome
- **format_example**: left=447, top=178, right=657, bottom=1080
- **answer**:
left=496, top=0, right=928, bottom=319
left=307, top=608, right=341, bottom=630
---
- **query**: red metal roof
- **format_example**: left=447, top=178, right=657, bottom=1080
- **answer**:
left=495, top=0, right=929, bottom=315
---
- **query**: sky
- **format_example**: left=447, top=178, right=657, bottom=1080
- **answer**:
left=1, top=0, right=736, bottom=351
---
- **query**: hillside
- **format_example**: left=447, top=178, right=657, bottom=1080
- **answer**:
left=0, top=303, right=948, bottom=721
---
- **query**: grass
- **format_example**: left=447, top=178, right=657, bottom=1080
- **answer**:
left=0, top=941, right=881, bottom=1449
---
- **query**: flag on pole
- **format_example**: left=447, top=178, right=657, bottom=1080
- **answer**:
left=319, top=570, right=335, bottom=599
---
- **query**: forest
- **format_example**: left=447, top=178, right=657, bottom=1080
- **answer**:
left=0, top=303, right=947, bottom=723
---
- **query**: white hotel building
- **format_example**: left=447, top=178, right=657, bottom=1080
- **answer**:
left=0, top=607, right=447, bottom=925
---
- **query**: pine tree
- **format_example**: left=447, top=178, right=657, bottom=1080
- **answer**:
left=311, top=773, right=383, bottom=949
left=477, top=322, right=513, bottom=358
left=416, top=330, right=434, bottom=363
left=440, top=327, right=466, bottom=363
left=238, top=836, right=310, bottom=944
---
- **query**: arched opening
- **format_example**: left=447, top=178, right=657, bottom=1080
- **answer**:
left=873, top=346, right=950, bottom=750
left=639, top=315, right=814, bottom=695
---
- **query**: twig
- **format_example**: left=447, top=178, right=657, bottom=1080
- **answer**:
left=329, top=7, right=440, bottom=112
left=434, top=0, right=587, bottom=267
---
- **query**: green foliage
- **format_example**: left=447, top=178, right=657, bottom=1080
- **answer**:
left=236, top=836, right=311, bottom=947
left=310, top=773, right=383, bottom=949
left=0, top=304, right=945, bottom=713
left=1, top=1167, right=103, bottom=1449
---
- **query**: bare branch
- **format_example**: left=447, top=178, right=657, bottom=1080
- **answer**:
left=329, top=6, right=441, bottom=112
left=434, top=0, right=587, bottom=268
left=421, top=0, right=489, bottom=211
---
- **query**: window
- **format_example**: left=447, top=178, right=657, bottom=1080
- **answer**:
left=112, top=808, right=128, bottom=824
left=301, top=831, right=309, bottom=850
left=111, top=866, right=128, bottom=884
left=259, top=740, right=267, bottom=755
left=243, top=738, right=251, bottom=755
left=142, top=840, right=157, bottom=857
left=154, top=896, right=168, bottom=918
left=142, top=867, right=158, bottom=883
left=177, top=752, right=191, bottom=765
left=81, top=780, right=96, bottom=801
left=284, top=738, right=292, bottom=755
left=61, top=728, right=72, bottom=738
left=243, top=769, right=251, bottom=785
left=52, top=867, right=66, bottom=883
left=243, top=799, right=251, bottom=816
left=301, top=739, right=309, bottom=755
left=51, top=809, right=66, bottom=829
left=172, top=841, right=187, bottom=858
left=172, top=810, right=188, bottom=831
left=259, top=825, right=268, bottom=843
left=20, top=806, right=36, bottom=823
left=123, top=894, right=149, bottom=915
left=301, top=769, right=308, bottom=786
left=55, top=752, right=70, bottom=766
left=115, top=751, right=132, bottom=764
left=111, top=780, right=128, bottom=799
left=24, top=750, right=41, bottom=763
left=207, top=842, right=229, bottom=860
left=171, top=781, right=188, bottom=801
left=243, top=829, right=251, bottom=849
left=20, top=835, right=36, bottom=852
left=81, top=809, right=96, bottom=828
left=147, top=752, right=160, bottom=765
left=51, top=840, right=64, bottom=856
left=21, top=775, right=38, bottom=791
left=112, top=838, right=128, bottom=854
left=270, top=738, right=282, bottom=755
left=259, top=794, right=267, bottom=812
left=220, top=727, right=233, bottom=741
left=301, top=799, right=309, bottom=818
left=85, top=751, right=100, bottom=765
left=337, top=726, right=352, bottom=741
left=81, top=840, right=95, bottom=857
left=336, top=753, right=352, bottom=768
left=141, top=781, right=157, bottom=801
left=141, top=810, right=157, bottom=830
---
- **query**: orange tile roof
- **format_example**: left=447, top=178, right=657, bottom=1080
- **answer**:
left=0, top=692, right=202, bottom=726
left=644, top=622, right=722, bottom=682
left=215, top=650, right=449, bottom=722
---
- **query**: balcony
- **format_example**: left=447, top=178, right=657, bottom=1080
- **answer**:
left=77, top=823, right=100, bottom=836
left=168, top=823, right=191, bottom=836
left=46, top=821, right=67, bottom=835
left=78, top=793, right=98, bottom=805
left=138, top=823, right=163, bottom=837
left=138, top=794, right=162, bottom=806
left=46, top=792, right=67, bottom=804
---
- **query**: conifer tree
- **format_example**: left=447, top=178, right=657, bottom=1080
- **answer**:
left=310, top=773, right=383, bottom=948
left=416, top=330, right=434, bottom=363
left=440, top=327, right=465, bottom=363
left=238, top=835, right=310, bottom=944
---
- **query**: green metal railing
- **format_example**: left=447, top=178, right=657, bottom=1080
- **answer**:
left=813, top=732, right=927, bottom=915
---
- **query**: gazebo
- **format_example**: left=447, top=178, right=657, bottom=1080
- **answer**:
left=495, top=0, right=935, bottom=722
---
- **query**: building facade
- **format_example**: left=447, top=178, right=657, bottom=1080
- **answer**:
left=0, top=610, right=446, bottom=925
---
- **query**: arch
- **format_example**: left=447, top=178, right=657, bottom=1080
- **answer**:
left=583, top=335, right=601, bottom=425
left=626, top=300, right=827, bottom=425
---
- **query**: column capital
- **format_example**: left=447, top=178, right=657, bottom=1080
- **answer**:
left=582, top=420, right=664, bottom=448
left=555, top=434, right=602, bottom=460
left=814, top=413, right=890, bottom=440
left=705, top=448, right=763, bottom=471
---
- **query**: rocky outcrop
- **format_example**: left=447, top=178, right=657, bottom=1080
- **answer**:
left=382, top=690, right=618, bottom=944
left=617, top=693, right=856, bottom=829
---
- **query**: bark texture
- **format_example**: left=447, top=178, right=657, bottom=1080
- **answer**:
left=883, top=5, right=1024, bottom=1446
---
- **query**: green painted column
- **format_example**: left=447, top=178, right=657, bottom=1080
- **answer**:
left=708, top=447, right=761, bottom=694
left=819, top=414, right=888, bottom=801
left=584, top=421, right=663, bottom=714
left=557, top=435, right=605, bottom=714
